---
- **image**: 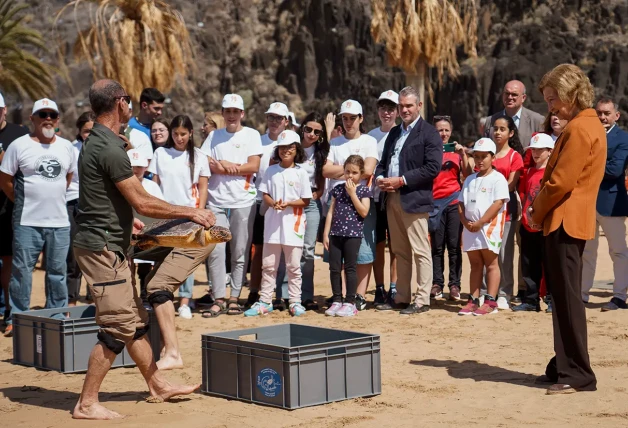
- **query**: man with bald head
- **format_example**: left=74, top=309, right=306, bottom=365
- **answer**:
left=72, top=79, right=215, bottom=420
left=484, top=80, right=545, bottom=148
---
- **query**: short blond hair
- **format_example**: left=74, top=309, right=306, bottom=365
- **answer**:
left=204, top=111, right=225, bottom=130
left=538, top=64, right=594, bottom=110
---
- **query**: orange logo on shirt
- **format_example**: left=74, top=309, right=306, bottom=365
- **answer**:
left=288, top=181, right=294, bottom=186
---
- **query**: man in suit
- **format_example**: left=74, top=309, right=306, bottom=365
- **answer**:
left=374, top=86, right=442, bottom=315
left=484, top=80, right=545, bottom=148
left=529, top=64, right=604, bottom=394
left=581, top=97, right=628, bottom=311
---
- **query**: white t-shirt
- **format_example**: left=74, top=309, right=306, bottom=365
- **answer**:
left=461, top=170, right=510, bottom=254
left=255, top=133, right=279, bottom=201
left=259, top=164, right=313, bottom=246
left=142, top=177, right=164, bottom=200
left=327, top=133, right=379, bottom=191
left=129, top=127, right=153, bottom=160
left=300, top=145, right=317, bottom=189
left=367, top=127, right=390, bottom=202
left=148, top=147, right=210, bottom=208
left=201, top=126, right=263, bottom=208
left=66, top=139, right=82, bottom=201
left=0, top=134, right=75, bottom=227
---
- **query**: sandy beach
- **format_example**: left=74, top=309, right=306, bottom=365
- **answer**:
left=1, top=232, right=627, bottom=428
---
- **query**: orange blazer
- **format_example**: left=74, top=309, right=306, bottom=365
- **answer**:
left=531, top=108, right=607, bottom=239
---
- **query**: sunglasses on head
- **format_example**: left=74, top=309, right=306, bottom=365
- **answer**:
left=303, top=125, right=322, bottom=136
left=37, top=111, right=59, bottom=120
left=433, top=115, right=451, bottom=124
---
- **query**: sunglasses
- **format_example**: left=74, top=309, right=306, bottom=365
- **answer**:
left=433, top=115, right=451, bottom=124
left=115, top=95, right=132, bottom=104
left=303, top=125, right=322, bottom=136
left=37, top=111, right=59, bottom=120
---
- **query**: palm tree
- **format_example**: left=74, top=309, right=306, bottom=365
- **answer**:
left=58, top=0, right=194, bottom=99
left=0, top=0, right=55, bottom=100
left=371, top=0, right=478, bottom=114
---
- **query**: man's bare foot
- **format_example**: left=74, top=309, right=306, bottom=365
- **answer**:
left=156, top=354, right=184, bottom=371
left=72, top=401, right=124, bottom=420
left=148, top=382, right=200, bottom=403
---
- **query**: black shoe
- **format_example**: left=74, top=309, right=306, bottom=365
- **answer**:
left=375, top=301, right=408, bottom=311
left=195, top=292, right=215, bottom=307
left=535, top=374, right=557, bottom=385
left=355, top=294, right=367, bottom=311
left=601, top=297, right=628, bottom=312
left=511, top=302, right=540, bottom=312
left=400, top=303, right=430, bottom=315
left=273, top=299, right=287, bottom=311
left=388, top=287, right=397, bottom=302
left=302, top=299, right=319, bottom=311
left=244, top=291, right=260, bottom=309
left=325, top=296, right=334, bottom=306
left=374, top=286, right=387, bottom=305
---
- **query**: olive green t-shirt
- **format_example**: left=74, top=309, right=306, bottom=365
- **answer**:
left=74, top=123, right=134, bottom=253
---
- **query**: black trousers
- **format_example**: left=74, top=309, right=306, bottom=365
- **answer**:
left=66, top=200, right=83, bottom=302
left=430, top=204, right=462, bottom=288
left=329, top=235, right=361, bottom=304
left=543, top=225, right=596, bottom=390
left=137, top=263, right=153, bottom=302
left=520, top=227, right=544, bottom=305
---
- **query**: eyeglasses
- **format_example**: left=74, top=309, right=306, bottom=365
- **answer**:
left=37, top=111, right=59, bottom=120
left=303, top=125, right=322, bottom=136
left=433, top=115, right=451, bottom=124
left=266, top=114, right=285, bottom=123
left=503, top=92, right=522, bottom=98
left=115, top=95, right=132, bottom=104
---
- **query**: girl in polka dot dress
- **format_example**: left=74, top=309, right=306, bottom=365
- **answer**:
left=323, top=155, right=372, bottom=317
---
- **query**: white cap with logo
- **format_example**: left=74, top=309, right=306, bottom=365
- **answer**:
left=0, top=93, right=5, bottom=108
left=127, top=149, right=148, bottom=167
left=339, top=99, right=363, bottom=116
left=473, top=137, right=497, bottom=154
left=276, top=130, right=301, bottom=146
left=528, top=133, right=555, bottom=150
left=32, top=98, right=59, bottom=115
left=265, top=102, right=289, bottom=118
left=378, top=90, right=399, bottom=104
left=288, top=112, right=300, bottom=127
left=222, top=94, right=245, bottom=110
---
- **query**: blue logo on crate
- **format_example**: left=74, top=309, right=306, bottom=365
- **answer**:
left=256, top=368, right=282, bottom=398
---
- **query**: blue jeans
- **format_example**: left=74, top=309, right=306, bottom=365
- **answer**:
left=7, top=225, right=70, bottom=324
left=178, top=274, right=195, bottom=299
left=276, top=199, right=321, bottom=301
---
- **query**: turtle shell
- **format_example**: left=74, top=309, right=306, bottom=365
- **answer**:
left=135, top=219, right=232, bottom=249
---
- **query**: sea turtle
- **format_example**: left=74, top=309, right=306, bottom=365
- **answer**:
left=133, top=218, right=232, bottom=250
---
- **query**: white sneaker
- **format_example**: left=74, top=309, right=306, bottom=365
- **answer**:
left=496, top=297, right=510, bottom=310
left=177, top=304, right=193, bottom=319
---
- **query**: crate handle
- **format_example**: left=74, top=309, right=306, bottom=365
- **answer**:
left=238, top=334, right=257, bottom=342
left=327, top=346, right=346, bottom=356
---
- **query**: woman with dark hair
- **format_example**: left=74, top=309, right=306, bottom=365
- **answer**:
left=66, top=111, right=96, bottom=306
left=150, top=118, right=170, bottom=152
left=490, top=113, right=525, bottom=309
left=148, top=115, right=210, bottom=319
left=296, top=112, right=329, bottom=309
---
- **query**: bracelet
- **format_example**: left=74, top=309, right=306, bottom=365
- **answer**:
left=398, top=177, right=404, bottom=187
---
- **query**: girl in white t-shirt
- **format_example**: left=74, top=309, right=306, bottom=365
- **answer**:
left=458, top=138, right=510, bottom=317
left=148, top=115, right=210, bottom=318
left=244, top=130, right=312, bottom=317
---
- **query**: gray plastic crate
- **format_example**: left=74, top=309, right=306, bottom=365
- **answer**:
left=201, top=323, right=381, bottom=409
left=12, top=305, right=161, bottom=373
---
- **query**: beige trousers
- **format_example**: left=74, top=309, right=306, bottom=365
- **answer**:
left=386, top=192, right=433, bottom=306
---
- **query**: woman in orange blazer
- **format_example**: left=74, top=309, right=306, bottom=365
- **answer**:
left=528, top=64, right=606, bottom=395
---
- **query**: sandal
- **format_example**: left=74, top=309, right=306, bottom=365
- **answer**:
left=201, top=300, right=227, bottom=318
left=227, top=299, right=243, bottom=315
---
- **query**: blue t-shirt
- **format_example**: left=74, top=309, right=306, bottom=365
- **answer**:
left=128, top=117, right=151, bottom=139
left=330, top=183, right=372, bottom=238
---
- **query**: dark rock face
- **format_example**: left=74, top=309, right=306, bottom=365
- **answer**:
left=14, top=0, right=628, bottom=142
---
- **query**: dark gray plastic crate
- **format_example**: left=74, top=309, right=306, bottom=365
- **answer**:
left=201, top=323, right=381, bottom=409
left=12, top=305, right=161, bottom=373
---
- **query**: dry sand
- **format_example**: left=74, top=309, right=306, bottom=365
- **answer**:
left=1, top=234, right=627, bottom=428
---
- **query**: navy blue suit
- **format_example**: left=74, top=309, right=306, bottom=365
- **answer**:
left=597, top=125, right=628, bottom=217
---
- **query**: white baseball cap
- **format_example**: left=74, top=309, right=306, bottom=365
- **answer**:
left=32, top=98, right=59, bottom=115
left=339, top=99, right=363, bottom=116
left=0, top=93, right=5, bottom=108
left=288, top=112, right=300, bottom=127
left=276, top=130, right=301, bottom=146
left=222, top=93, right=244, bottom=110
left=127, top=149, right=148, bottom=167
left=265, top=102, right=289, bottom=118
left=378, top=90, right=399, bottom=104
left=528, top=133, right=555, bottom=150
left=473, top=137, right=497, bottom=154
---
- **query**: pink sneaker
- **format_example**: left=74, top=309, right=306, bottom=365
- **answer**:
left=325, top=302, right=343, bottom=316
left=473, top=299, right=498, bottom=316
left=336, top=303, right=358, bottom=317
left=458, top=298, right=479, bottom=316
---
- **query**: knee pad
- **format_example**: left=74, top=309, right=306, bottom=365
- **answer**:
left=97, top=331, right=125, bottom=355
left=133, top=324, right=150, bottom=341
left=147, top=290, right=175, bottom=306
